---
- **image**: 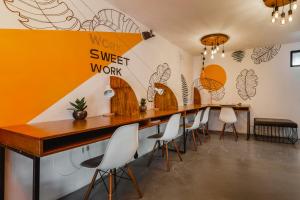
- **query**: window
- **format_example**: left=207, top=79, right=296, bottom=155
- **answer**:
left=291, top=50, right=300, bottom=67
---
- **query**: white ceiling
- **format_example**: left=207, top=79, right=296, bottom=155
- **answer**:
left=106, top=0, right=300, bottom=55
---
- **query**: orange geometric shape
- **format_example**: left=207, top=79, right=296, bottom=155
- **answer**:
left=0, top=29, right=143, bottom=127
left=200, top=64, right=227, bottom=91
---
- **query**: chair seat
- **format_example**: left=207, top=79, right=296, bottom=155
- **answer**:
left=220, top=119, right=236, bottom=124
left=185, top=123, right=196, bottom=131
left=219, top=107, right=237, bottom=124
left=81, top=155, right=104, bottom=168
left=147, top=132, right=164, bottom=139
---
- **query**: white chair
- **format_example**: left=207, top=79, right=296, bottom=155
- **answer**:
left=185, top=110, right=203, bottom=151
left=147, top=113, right=182, bottom=171
left=80, top=123, right=142, bottom=200
left=219, top=107, right=238, bottom=141
left=199, top=107, right=211, bottom=138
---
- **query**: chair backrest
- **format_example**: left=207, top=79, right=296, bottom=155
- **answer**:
left=201, top=107, right=211, bottom=124
left=161, top=113, right=181, bottom=141
left=219, top=107, right=237, bottom=123
left=99, top=123, right=139, bottom=170
left=190, top=110, right=203, bottom=129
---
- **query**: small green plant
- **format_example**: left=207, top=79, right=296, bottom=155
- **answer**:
left=140, top=98, right=146, bottom=106
left=68, top=97, right=87, bottom=111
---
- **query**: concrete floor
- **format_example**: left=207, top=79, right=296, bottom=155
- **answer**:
left=61, top=133, right=300, bottom=200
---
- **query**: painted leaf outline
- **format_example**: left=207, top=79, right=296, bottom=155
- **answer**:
left=211, top=87, right=225, bottom=101
left=236, top=69, right=258, bottom=101
left=232, top=50, right=245, bottom=62
left=193, top=78, right=225, bottom=101
left=181, top=74, right=189, bottom=105
left=251, top=44, right=281, bottom=64
left=147, top=63, right=171, bottom=102
left=4, top=0, right=81, bottom=30
left=82, top=9, right=140, bottom=33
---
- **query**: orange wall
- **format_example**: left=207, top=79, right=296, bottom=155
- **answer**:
left=0, top=29, right=142, bottom=127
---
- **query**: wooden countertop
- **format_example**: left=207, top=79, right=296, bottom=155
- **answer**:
left=0, top=105, right=200, bottom=140
left=0, top=104, right=249, bottom=157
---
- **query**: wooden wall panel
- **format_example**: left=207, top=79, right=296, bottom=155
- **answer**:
left=154, top=83, right=178, bottom=111
left=194, top=87, right=201, bottom=105
left=110, top=76, right=139, bottom=116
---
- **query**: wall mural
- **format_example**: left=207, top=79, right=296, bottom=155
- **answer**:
left=82, top=9, right=140, bottom=33
left=3, top=0, right=82, bottom=30
left=232, top=50, right=245, bottom=62
left=211, top=87, right=225, bottom=101
left=3, top=0, right=140, bottom=33
left=1, top=0, right=144, bottom=126
left=194, top=64, right=227, bottom=102
left=181, top=74, right=189, bottom=106
left=236, top=69, right=258, bottom=101
left=147, top=63, right=171, bottom=102
left=0, top=29, right=142, bottom=126
left=251, top=44, right=281, bottom=64
left=194, top=78, right=225, bottom=102
left=201, top=65, right=226, bottom=101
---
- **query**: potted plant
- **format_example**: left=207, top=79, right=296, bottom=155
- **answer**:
left=68, top=97, right=88, bottom=120
left=140, top=98, right=147, bottom=112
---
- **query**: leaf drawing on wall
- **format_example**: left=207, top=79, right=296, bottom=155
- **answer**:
left=251, top=44, right=281, bottom=64
left=3, top=0, right=81, bottom=30
left=147, top=63, right=171, bottom=102
left=211, top=87, right=225, bottom=101
left=181, top=74, right=189, bottom=105
left=82, top=9, right=140, bottom=33
left=192, top=78, right=225, bottom=102
left=232, top=50, right=245, bottom=62
left=236, top=69, right=258, bottom=101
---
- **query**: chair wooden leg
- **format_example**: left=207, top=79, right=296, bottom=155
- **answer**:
left=220, top=123, right=226, bottom=140
left=172, top=140, right=183, bottom=161
left=165, top=143, right=170, bottom=172
left=206, top=123, right=209, bottom=137
left=84, top=169, right=99, bottom=200
left=191, top=130, right=197, bottom=151
left=108, top=170, right=113, bottom=200
left=232, top=124, right=238, bottom=141
left=202, top=126, right=206, bottom=137
left=196, top=129, right=202, bottom=145
left=161, top=141, right=165, bottom=158
left=126, top=165, right=143, bottom=198
left=147, top=140, right=158, bottom=167
left=113, top=168, right=117, bottom=190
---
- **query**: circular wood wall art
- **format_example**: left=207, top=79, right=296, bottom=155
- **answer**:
left=200, top=33, right=229, bottom=46
left=263, top=0, right=296, bottom=7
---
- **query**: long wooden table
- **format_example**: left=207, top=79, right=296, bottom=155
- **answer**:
left=0, top=104, right=250, bottom=200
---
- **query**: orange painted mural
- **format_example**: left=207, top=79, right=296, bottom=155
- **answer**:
left=200, top=64, right=227, bottom=91
left=0, top=29, right=142, bottom=127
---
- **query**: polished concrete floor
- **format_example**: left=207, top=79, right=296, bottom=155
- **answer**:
left=61, top=133, right=300, bottom=200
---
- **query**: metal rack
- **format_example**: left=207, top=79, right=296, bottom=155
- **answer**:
left=254, top=118, right=298, bottom=144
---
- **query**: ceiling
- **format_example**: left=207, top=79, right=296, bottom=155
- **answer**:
left=106, top=0, right=300, bottom=55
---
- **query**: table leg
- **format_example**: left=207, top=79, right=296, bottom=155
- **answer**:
left=33, top=157, right=40, bottom=200
left=247, top=110, right=250, bottom=140
left=0, top=146, right=5, bottom=200
left=183, top=115, right=186, bottom=154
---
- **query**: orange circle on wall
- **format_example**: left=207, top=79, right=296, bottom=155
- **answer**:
left=200, top=64, right=227, bottom=91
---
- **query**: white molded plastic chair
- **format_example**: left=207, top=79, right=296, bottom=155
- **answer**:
left=219, top=107, right=238, bottom=141
left=81, top=123, right=142, bottom=200
left=186, top=110, right=203, bottom=151
left=199, top=107, right=211, bottom=138
left=147, top=113, right=182, bottom=171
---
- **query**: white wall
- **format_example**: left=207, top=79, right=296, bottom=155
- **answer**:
left=0, top=0, right=193, bottom=199
left=193, top=42, right=300, bottom=135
